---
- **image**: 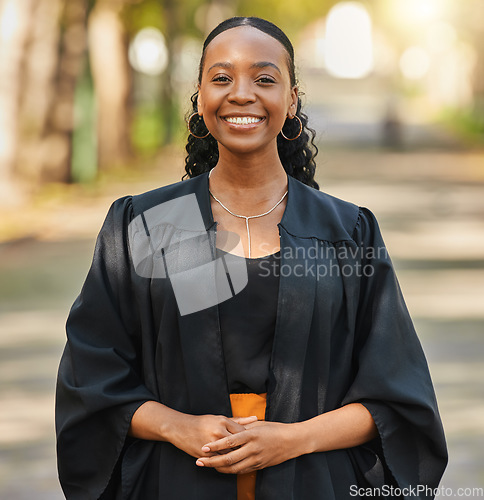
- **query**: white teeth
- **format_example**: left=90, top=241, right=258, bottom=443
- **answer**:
left=225, top=116, right=262, bottom=125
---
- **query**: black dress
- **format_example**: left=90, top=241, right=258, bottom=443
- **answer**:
left=215, top=248, right=280, bottom=394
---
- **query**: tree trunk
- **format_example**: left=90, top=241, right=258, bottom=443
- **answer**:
left=88, top=0, right=132, bottom=169
left=0, top=0, right=35, bottom=203
left=39, top=0, right=89, bottom=183
left=16, top=0, right=68, bottom=184
left=160, top=0, right=178, bottom=146
left=0, top=0, right=89, bottom=188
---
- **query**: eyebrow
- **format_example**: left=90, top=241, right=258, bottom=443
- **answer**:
left=250, top=61, right=281, bottom=73
left=207, top=61, right=282, bottom=74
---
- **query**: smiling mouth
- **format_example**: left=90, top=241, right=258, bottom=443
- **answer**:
left=223, top=116, right=265, bottom=125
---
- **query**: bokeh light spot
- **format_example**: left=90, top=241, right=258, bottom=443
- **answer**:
left=324, top=2, right=374, bottom=79
left=400, top=46, right=430, bottom=80
left=128, top=27, right=168, bottom=76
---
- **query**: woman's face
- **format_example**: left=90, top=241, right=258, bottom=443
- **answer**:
left=197, top=26, right=298, bottom=156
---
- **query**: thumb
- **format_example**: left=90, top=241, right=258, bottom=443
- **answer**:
left=225, top=417, right=255, bottom=434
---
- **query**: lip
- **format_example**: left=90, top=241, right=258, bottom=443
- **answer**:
left=221, top=114, right=266, bottom=129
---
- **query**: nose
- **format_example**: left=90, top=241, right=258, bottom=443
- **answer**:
left=227, top=78, right=256, bottom=105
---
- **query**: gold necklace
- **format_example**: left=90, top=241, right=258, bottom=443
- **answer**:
left=208, top=168, right=288, bottom=258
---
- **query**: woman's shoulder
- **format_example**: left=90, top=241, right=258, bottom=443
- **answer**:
left=129, top=175, right=204, bottom=216
left=291, top=174, right=359, bottom=211
left=286, top=176, right=371, bottom=243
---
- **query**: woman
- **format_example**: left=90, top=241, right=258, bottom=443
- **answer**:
left=56, top=17, right=447, bottom=500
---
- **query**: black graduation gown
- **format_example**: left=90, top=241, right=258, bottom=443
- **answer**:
left=55, top=172, right=447, bottom=499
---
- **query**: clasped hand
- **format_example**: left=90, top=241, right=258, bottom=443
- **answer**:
left=195, top=420, right=293, bottom=475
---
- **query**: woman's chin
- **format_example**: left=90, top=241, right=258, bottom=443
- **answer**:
left=217, top=137, right=278, bottom=157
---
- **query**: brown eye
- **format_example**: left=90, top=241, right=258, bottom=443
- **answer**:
left=212, top=75, right=231, bottom=83
left=256, top=76, right=276, bottom=84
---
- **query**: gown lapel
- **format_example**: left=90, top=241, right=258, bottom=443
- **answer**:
left=265, top=226, right=318, bottom=422
left=177, top=293, right=233, bottom=415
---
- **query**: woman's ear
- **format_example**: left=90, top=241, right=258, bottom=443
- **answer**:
left=288, top=86, right=298, bottom=119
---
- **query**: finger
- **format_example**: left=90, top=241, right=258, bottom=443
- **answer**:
left=216, top=456, right=258, bottom=475
left=231, top=416, right=258, bottom=426
left=205, top=429, right=240, bottom=455
left=225, top=418, right=249, bottom=435
left=196, top=446, right=248, bottom=470
left=201, top=430, right=248, bottom=453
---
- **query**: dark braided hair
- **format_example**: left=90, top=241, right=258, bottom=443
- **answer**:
left=183, top=17, right=319, bottom=190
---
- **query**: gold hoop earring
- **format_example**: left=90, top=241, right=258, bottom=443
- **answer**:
left=280, top=115, right=302, bottom=141
left=188, top=112, right=210, bottom=139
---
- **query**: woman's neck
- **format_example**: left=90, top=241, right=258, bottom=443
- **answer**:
left=212, top=143, right=287, bottom=195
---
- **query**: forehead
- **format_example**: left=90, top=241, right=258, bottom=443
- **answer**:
left=202, top=26, right=289, bottom=72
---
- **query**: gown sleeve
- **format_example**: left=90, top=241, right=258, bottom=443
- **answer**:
left=55, top=197, right=156, bottom=500
left=342, top=207, right=447, bottom=496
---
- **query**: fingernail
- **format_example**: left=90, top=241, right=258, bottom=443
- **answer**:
left=196, top=459, right=204, bottom=466
left=201, top=446, right=210, bottom=452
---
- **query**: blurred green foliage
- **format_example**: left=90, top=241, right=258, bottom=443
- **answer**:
left=238, top=0, right=337, bottom=38
left=131, top=104, right=165, bottom=155
left=440, top=107, right=484, bottom=145
left=123, top=0, right=165, bottom=35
